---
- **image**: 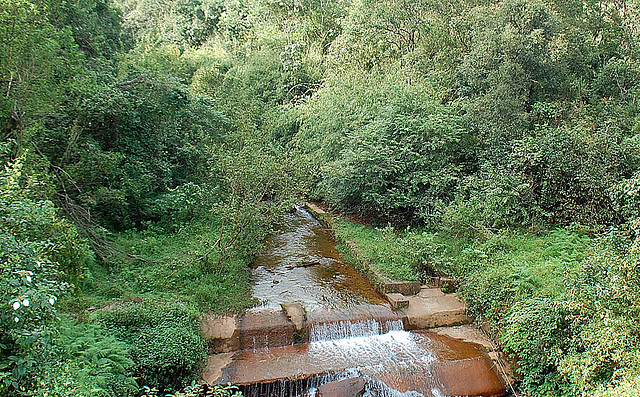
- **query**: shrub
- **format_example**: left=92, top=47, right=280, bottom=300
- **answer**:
left=132, top=325, right=205, bottom=390
left=141, top=383, right=243, bottom=397
left=0, top=155, right=92, bottom=395
left=501, top=298, right=577, bottom=397
left=31, top=319, right=137, bottom=397
left=95, top=301, right=206, bottom=392
left=319, top=86, right=469, bottom=225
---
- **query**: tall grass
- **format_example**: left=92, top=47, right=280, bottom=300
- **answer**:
left=78, top=218, right=255, bottom=314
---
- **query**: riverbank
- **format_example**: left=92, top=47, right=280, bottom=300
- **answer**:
left=50, top=218, right=258, bottom=395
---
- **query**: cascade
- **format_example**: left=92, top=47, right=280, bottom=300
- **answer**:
left=206, top=205, right=507, bottom=397
left=308, top=318, right=404, bottom=342
left=240, top=371, right=427, bottom=397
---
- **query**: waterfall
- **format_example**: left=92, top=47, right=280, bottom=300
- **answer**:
left=240, top=370, right=428, bottom=397
left=309, top=318, right=405, bottom=342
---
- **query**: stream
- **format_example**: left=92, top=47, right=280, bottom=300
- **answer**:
left=213, top=205, right=506, bottom=397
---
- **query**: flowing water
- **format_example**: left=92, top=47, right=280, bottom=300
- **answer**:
left=222, top=205, right=506, bottom=397
left=250, top=205, right=387, bottom=311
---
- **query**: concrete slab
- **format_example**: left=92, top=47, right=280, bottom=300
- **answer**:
left=385, top=293, right=409, bottom=310
left=436, top=277, right=457, bottom=289
left=283, top=302, right=306, bottom=332
left=305, top=202, right=327, bottom=214
left=430, top=356, right=505, bottom=397
left=317, top=377, right=365, bottom=397
left=240, top=309, right=296, bottom=350
left=200, top=314, right=240, bottom=353
left=429, top=324, right=496, bottom=352
left=400, top=288, right=471, bottom=329
left=202, top=353, right=234, bottom=385
left=417, top=288, right=446, bottom=298
left=427, top=325, right=515, bottom=388
left=383, top=281, right=421, bottom=296
left=203, top=330, right=506, bottom=397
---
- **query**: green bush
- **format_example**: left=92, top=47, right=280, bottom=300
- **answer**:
left=501, top=298, right=576, bottom=397
left=141, top=383, right=243, bottom=397
left=590, top=373, right=640, bottom=397
left=558, top=233, right=640, bottom=394
left=95, top=301, right=206, bottom=392
left=132, top=325, right=204, bottom=390
left=32, top=319, right=137, bottom=397
left=0, top=155, right=92, bottom=395
left=319, top=85, right=469, bottom=225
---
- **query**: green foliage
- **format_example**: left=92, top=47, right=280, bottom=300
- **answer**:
left=509, top=125, right=637, bottom=225
left=0, top=155, right=92, bottom=395
left=448, top=120, right=640, bottom=230
left=557, top=233, right=640, bottom=394
left=0, top=0, right=85, bottom=139
left=612, top=169, right=640, bottom=231
left=49, top=68, right=229, bottom=230
left=331, top=0, right=472, bottom=71
left=96, top=301, right=206, bottom=392
left=294, top=70, right=395, bottom=171
left=319, top=85, right=469, bottom=224
left=142, top=382, right=242, bottom=397
left=457, top=229, right=590, bottom=318
left=590, top=373, right=640, bottom=397
left=207, top=136, right=303, bottom=268
left=5, top=0, right=640, bottom=396
left=502, top=298, right=576, bottom=396
left=32, top=319, right=137, bottom=397
left=334, top=220, right=441, bottom=282
left=117, top=0, right=223, bottom=49
left=53, top=0, right=127, bottom=58
left=81, top=217, right=254, bottom=314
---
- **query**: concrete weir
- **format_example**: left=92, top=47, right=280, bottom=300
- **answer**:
left=202, top=205, right=508, bottom=397
left=203, top=308, right=506, bottom=397
left=204, top=328, right=505, bottom=397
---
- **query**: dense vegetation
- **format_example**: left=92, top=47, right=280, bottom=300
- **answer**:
left=2, top=0, right=640, bottom=396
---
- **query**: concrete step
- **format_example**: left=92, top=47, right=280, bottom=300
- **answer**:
left=317, top=377, right=365, bottom=397
left=385, top=293, right=409, bottom=310
left=398, top=288, right=472, bottom=330
left=239, top=309, right=296, bottom=350
left=383, top=281, right=421, bottom=296
left=201, top=314, right=240, bottom=354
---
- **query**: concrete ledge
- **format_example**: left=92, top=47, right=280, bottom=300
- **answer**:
left=203, top=332, right=507, bottom=397
left=432, top=356, right=506, bottom=397
left=202, top=353, right=234, bottom=385
left=240, top=309, right=296, bottom=350
left=283, top=302, right=306, bottom=332
left=305, top=202, right=336, bottom=228
left=317, top=377, right=365, bottom=397
left=383, top=281, right=421, bottom=296
left=305, top=202, right=327, bottom=214
left=200, top=314, right=240, bottom=353
left=429, top=325, right=495, bottom=351
left=400, top=288, right=472, bottom=330
left=385, top=293, right=409, bottom=310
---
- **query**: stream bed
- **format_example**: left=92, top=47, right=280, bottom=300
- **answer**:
left=210, top=205, right=506, bottom=397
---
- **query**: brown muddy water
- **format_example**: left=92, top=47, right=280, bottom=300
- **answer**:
left=226, top=205, right=506, bottom=397
left=250, top=205, right=386, bottom=311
